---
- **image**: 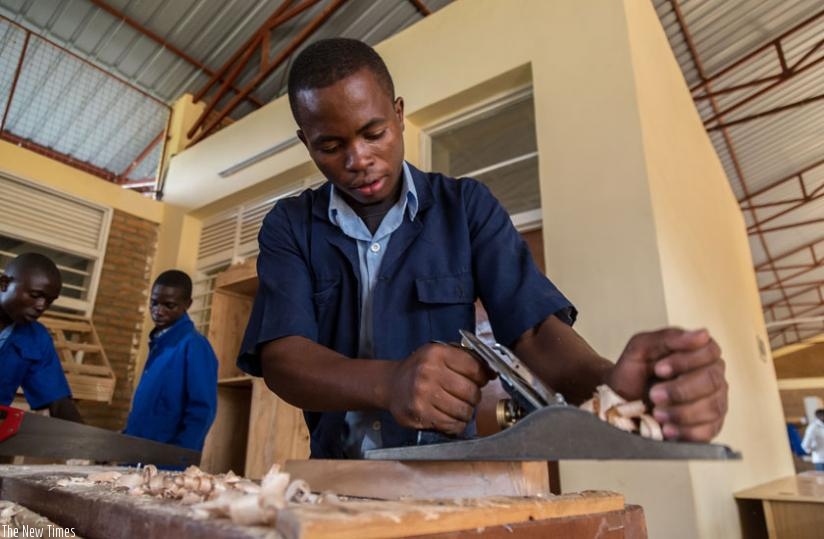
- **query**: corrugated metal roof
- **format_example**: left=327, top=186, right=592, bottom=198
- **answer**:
left=654, top=0, right=824, bottom=349
left=0, top=0, right=450, bottom=189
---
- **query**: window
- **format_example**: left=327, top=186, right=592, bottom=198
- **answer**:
left=189, top=264, right=228, bottom=335
left=192, top=175, right=323, bottom=333
left=197, top=176, right=324, bottom=270
left=0, top=172, right=112, bottom=315
left=424, top=88, right=541, bottom=231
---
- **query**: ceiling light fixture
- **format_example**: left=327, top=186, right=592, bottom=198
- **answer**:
left=218, top=136, right=301, bottom=178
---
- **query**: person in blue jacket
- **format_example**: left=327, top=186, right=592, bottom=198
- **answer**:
left=124, top=270, right=217, bottom=452
left=238, top=38, right=729, bottom=459
left=0, top=252, right=82, bottom=422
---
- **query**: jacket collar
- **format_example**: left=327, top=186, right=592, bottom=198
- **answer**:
left=6, top=322, right=41, bottom=360
left=150, top=312, right=194, bottom=346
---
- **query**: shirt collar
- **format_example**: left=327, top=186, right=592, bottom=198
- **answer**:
left=328, top=161, right=419, bottom=226
left=150, top=312, right=193, bottom=343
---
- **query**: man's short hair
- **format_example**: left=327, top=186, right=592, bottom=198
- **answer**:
left=5, top=252, right=61, bottom=284
left=153, top=270, right=193, bottom=300
left=287, top=38, right=395, bottom=122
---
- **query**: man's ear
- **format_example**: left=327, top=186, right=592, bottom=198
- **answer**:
left=0, top=274, right=10, bottom=292
left=394, top=97, right=405, bottom=132
left=185, top=297, right=193, bottom=311
left=297, top=129, right=307, bottom=147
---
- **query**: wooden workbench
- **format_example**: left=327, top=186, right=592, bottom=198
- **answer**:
left=0, top=465, right=647, bottom=538
left=735, top=471, right=824, bottom=538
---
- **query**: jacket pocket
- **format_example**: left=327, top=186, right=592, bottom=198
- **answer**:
left=415, top=273, right=475, bottom=342
left=415, top=273, right=474, bottom=305
left=312, top=279, right=341, bottom=306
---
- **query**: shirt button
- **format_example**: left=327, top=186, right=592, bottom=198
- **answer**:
left=372, top=421, right=381, bottom=431
left=370, top=243, right=381, bottom=253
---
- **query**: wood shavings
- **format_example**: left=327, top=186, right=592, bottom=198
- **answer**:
left=579, top=384, right=664, bottom=440
left=56, top=476, right=95, bottom=487
left=77, top=463, right=324, bottom=527
left=87, top=470, right=122, bottom=483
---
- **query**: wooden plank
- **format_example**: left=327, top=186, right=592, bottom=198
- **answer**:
left=54, top=342, right=101, bottom=353
left=88, top=321, right=113, bottom=371
left=405, top=504, right=647, bottom=538
left=38, top=317, right=92, bottom=332
left=200, top=386, right=251, bottom=475
left=218, top=375, right=254, bottom=387
left=763, top=500, right=778, bottom=539
left=282, top=460, right=549, bottom=500
left=50, top=327, right=76, bottom=365
left=735, top=473, right=824, bottom=504
left=0, top=466, right=634, bottom=539
left=215, top=257, right=258, bottom=293
left=764, top=500, right=824, bottom=539
left=62, top=362, right=114, bottom=376
left=245, top=379, right=310, bottom=479
left=207, top=290, right=252, bottom=379
left=64, top=374, right=116, bottom=400
left=276, top=491, right=625, bottom=539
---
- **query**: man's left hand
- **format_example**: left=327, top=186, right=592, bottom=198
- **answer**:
left=606, top=328, right=727, bottom=442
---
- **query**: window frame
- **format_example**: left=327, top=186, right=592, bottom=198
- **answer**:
left=0, top=171, right=112, bottom=316
left=419, top=85, right=542, bottom=232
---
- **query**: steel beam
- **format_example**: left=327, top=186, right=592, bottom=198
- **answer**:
left=408, top=0, right=431, bottom=16
left=188, top=0, right=347, bottom=145
left=0, top=32, right=29, bottom=133
left=87, top=0, right=264, bottom=109
left=670, top=0, right=799, bottom=342
left=689, top=10, right=824, bottom=93
left=0, top=132, right=115, bottom=181
left=707, top=93, right=824, bottom=131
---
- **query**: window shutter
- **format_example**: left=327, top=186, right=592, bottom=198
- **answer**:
left=197, top=210, right=239, bottom=268
left=0, top=173, right=108, bottom=255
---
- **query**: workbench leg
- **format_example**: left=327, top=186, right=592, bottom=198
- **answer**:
left=762, top=500, right=777, bottom=539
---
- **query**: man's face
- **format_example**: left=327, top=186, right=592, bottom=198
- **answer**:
left=0, top=271, right=61, bottom=325
left=150, top=285, right=191, bottom=330
left=294, top=68, right=405, bottom=206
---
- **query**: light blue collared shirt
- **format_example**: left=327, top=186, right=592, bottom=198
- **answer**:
left=328, top=161, right=419, bottom=456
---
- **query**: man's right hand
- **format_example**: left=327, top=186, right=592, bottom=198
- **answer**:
left=387, top=343, right=493, bottom=435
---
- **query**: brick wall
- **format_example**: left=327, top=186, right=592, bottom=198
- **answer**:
left=78, top=210, right=158, bottom=430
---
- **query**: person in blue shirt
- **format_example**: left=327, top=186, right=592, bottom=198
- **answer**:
left=0, top=252, right=82, bottom=422
left=124, top=270, right=217, bottom=452
left=239, top=38, right=729, bottom=458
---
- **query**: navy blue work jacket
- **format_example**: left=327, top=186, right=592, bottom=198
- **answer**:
left=239, top=164, right=575, bottom=458
left=0, top=321, right=72, bottom=409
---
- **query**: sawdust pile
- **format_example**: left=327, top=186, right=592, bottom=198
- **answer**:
left=579, top=384, right=663, bottom=440
left=72, top=464, right=331, bottom=526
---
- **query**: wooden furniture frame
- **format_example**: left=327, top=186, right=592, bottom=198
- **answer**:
left=39, top=312, right=116, bottom=402
left=735, top=472, right=824, bottom=538
left=200, top=257, right=310, bottom=478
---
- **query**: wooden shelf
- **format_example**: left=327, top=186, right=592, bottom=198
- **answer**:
left=214, top=257, right=258, bottom=296
left=217, top=375, right=254, bottom=387
left=201, top=257, right=309, bottom=478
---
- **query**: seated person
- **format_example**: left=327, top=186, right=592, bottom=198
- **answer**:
left=0, top=252, right=82, bottom=422
left=124, top=270, right=218, bottom=452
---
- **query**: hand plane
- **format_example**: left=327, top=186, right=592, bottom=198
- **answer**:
left=366, top=330, right=740, bottom=461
